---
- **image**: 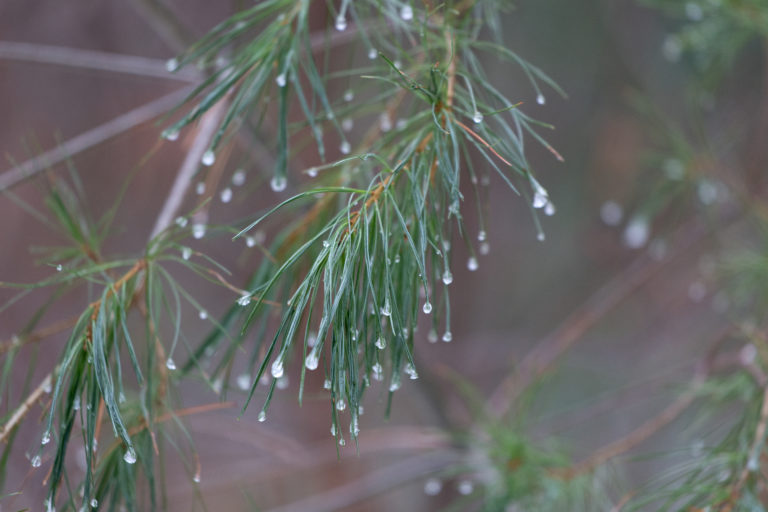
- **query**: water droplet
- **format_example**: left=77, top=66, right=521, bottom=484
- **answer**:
left=123, top=448, right=137, bottom=464
left=467, top=257, right=478, bottom=271
left=90, top=499, right=98, bottom=508
left=219, top=187, right=233, bottom=203
left=237, top=294, right=251, bottom=306
left=405, top=363, right=418, bottom=379
left=368, top=48, right=377, bottom=60
left=380, top=299, right=392, bottom=316
left=165, top=358, right=176, bottom=371
left=662, top=158, right=685, bottom=180
left=336, top=399, right=346, bottom=411
left=308, top=332, right=318, bottom=347
left=195, top=182, right=206, bottom=195
left=479, top=242, right=490, bottom=255
left=393, top=60, right=402, bottom=69
left=119, top=392, right=126, bottom=403
left=162, top=128, right=179, bottom=141
left=270, top=175, right=287, bottom=192
left=375, top=337, right=386, bottom=350
left=276, top=376, right=289, bottom=390
left=43, top=379, right=52, bottom=394
left=56, top=264, right=62, bottom=272
left=472, top=111, right=483, bottom=124
left=323, top=378, right=332, bottom=390
left=400, top=4, right=414, bottom=20
left=335, top=15, right=347, bottom=31
left=338, top=437, right=346, bottom=446
left=537, top=232, right=546, bottom=242
left=275, top=73, right=287, bottom=87
left=258, top=411, right=266, bottom=422
left=350, top=416, right=360, bottom=436
left=697, top=179, right=718, bottom=205
left=536, top=93, right=546, bottom=105
left=201, top=150, right=215, bottom=166
left=428, top=329, right=438, bottom=343
left=341, top=118, right=354, bottom=132
left=544, top=202, right=556, bottom=216
left=175, top=216, right=188, bottom=227
left=305, top=351, right=319, bottom=370
left=457, top=480, right=474, bottom=495
left=442, top=331, right=453, bottom=343
left=422, top=302, right=432, bottom=314
left=532, top=192, right=548, bottom=209
left=389, top=378, right=401, bottom=392
left=379, top=112, right=392, bottom=132
left=343, top=90, right=354, bottom=102
left=340, top=141, right=351, bottom=154
left=31, top=454, right=42, bottom=467
left=477, top=230, right=486, bottom=242
left=236, top=373, right=251, bottom=391
left=372, top=362, right=383, bottom=381
left=193, top=472, right=201, bottom=483
left=442, top=270, right=453, bottom=285
left=181, top=247, right=192, bottom=260
left=600, top=200, right=623, bottom=226
left=232, top=169, right=246, bottom=186
left=196, top=309, right=207, bottom=321
left=73, top=396, right=81, bottom=410
left=165, top=58, right=179, bottom=72
left=271, top=359, right=284, bottom=379
left=623, top=216, right=650, bottom=249
left=330, top=423, right=336, bottom=436
left=424, top=478, right=442, bottom=496
left=192, top=223, right=206, bottom=239
left=42, top=431, right=51, bottom=445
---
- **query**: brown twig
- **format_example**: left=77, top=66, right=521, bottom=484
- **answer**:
left=0, top=315, right=79, bottom=355
left=0, top=374, right=52, bottom=443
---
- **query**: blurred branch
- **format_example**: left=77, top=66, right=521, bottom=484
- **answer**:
left=0, top=315, right=79, bottom=355
left=129, top=0, right=197, bottom=53
left=0, top=373, right=51, bottom=443
left=0, top=41, right=199, bottom=82
left=0, top=87, right=191, bottom=192
left=265, top=450, right=458, bottom=512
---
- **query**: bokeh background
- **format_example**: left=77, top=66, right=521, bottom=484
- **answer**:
left=0, top=0, right=764, bottom=510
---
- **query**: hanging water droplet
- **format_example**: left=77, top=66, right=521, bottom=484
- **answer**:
left=165, top=358, right=176, bottom=371
left=276, top=376, right=289, bottom=390
left=623, top=216, right=650, bottom=249
left=340, top=141, right=351, bottom=154
left=236, top=373, right=251, bottom=391
left=341, top=118, right=353, bottom=132
left=308, top=332, right=318, bottom=347
left=323, top=378, right=332, bottom=390
left=422, top=302, right=432, bottom=314
left=119, top=392, right=126, bottom=403
left=275, top=73, right=287, bottom=87
left=43, top=379, right=52, bottom=394
left=165, top=58, right=179, bottom=72
left=330, top=423, right=336, bottom=436
left=537, top=232, right=546, bottom=242
left=442, top=331, right=453, bottom=342
left=123, top=447, right=137, bottom=464
left=467, top=257, right=478, bottom=271
left=368, top=48, right=377, bottom=60
left=343, top=90, right=354, bottom=102
left=338, top=437, right=346, bottom=446
left=393, top=60, right=402, bottom=69
left=175, top=216, right=188, bottom=227
left=237, top=294, right=251, bottom=306
left=544, top=202, right=556, bottom=216
left=428, top=329, right=438, bottom=343
left=405, top=363, right=418, bottom=380
left=335, top=15, right=347, bottom=31
left=322, top=239, right=330, bottom=248
left=192, top=223, right=206, bottom=239
left=336, top=399, right=346, bottom=411
left=600, top=200, right=623, bottom=226
left=195, top=182, right=206, bottom=195
left=375, top=337, right=386, bottom=350
left=219, top=187, right=233, bottom=203
left=457, top=480, right=474, bottom=495
left=442, top=270, right=453, bottom=285
left=201, top=150, right=215, bottom=166
left=400, top=4, right=414, bottom=20
left=56, top=264, right=63, bottom=272
left=380, top=299, right=392, bottom=317
left=477, top=230, right=486, bottom=242
left=532, top=192, right=548, bottom=209
left=379, top=112, right=392, bottom=132
left=271, top=359, right=284, bottom=379
left=181, top=247, right=192, bottom=260
left=73, top=395, right=81, bottom=410
left=162, top=128, right=179, bottom=141
left=193, top=472, right=201, bottom=483
left=536, top=93, right=546, bottom=105
left=90, top=499, right=98, bottom=508
left=350, top=416, right=360, bottom=436
left=42, top=431, right=51, bottom=445
left=232, top=169, right=246, bottom=186
left=198, top=309, right=208, bottom=320
left=270, top=175, right=287, bottom=192
left=480, top=242, right=490, bottom=255
left=31, top=454, right=42, bottom=467
left=424, top=478, right=442, bottom=496
left=258, top=411, right=266, bottom=422
left=389, top=378, right=401, bottom=392
left=212, top=377, right=223, bottom=394
left=305, top=351, right=319, bottom=370
left=372, top=362, right=383, bottom=381
left=472, top=111, right=483, bottom=124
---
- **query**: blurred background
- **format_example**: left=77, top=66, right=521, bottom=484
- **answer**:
left=0, top=0, right=765, bottom=510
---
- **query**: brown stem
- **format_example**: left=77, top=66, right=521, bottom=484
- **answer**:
left=0, top=374, right=52, bottom=443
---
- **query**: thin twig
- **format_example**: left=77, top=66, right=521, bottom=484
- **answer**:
left=0, top=41, right=199, bottom=82
left=0, top=374, right=51, bottom=443
left=0, top=88, right=191, bottom=192
left=0, top=315, right=79, bottom=355
left=148, top=99, right=228, bottom=240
